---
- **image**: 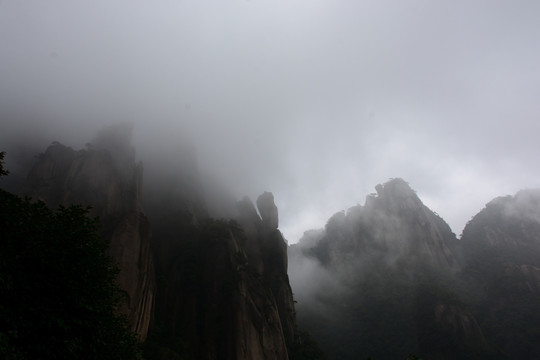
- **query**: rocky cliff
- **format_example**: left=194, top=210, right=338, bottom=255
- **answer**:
left=238, top=192, right=297, bottom=349
left=18, top=126, right=304, bottom=359
left=23, top=124, right=155, bottom=341
left=146, top=188, right=299, bottom=359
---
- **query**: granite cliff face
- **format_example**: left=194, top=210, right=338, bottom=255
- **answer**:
left=147, top=187, right=298, bottom=359
left=23, top=125, right=155, bottom=341
left=256, top=192, right=279, bottom=231
left=239, top=193, right=296, bottom=349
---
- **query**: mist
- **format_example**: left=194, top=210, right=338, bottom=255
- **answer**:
left=1, top=1, right=540, bottom=242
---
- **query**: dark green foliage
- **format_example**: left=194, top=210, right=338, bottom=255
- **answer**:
left=0, top=183, right=140, bottom=359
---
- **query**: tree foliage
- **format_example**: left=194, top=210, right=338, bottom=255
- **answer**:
left=0, top=161, right=140, bottom=359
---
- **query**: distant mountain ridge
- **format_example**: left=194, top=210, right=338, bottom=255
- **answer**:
left=290, top=178, right=540, bottom=359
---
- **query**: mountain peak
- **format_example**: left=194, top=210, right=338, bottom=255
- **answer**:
left=375, top=178, right=417, bottom=199
left=363, top=178, right=424, bottom=216
left=462, top=188, right=540, bottom=258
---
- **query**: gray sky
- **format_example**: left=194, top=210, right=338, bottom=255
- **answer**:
left=1, top=0, right=540, bottom=242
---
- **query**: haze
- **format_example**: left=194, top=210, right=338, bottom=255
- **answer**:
left=1, top=0, right=539, bottom=242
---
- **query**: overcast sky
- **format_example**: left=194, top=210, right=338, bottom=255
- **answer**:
left=1, top=0, right=540, bottom=242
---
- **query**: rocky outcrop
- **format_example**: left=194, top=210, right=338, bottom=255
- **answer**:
left=256, top=192, right=279, bottom=230
left=24, top=125, right=155, bottom=341
left=254, top=193, right=296, bottom=348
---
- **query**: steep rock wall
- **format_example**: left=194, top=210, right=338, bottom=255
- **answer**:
left=147, top=189, right=298, bottom=359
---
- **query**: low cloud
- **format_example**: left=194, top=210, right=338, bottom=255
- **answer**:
left=1, top=1, right=540, bottom=242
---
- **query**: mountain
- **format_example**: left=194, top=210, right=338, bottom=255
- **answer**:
left=302, top=178, right=458, bottom=271
left=12, top=126, right=313, bottom=360
left=289, top=179, right=495, bottom=359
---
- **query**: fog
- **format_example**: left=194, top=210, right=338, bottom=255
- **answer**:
left=1, top=1, right=540, bottom=242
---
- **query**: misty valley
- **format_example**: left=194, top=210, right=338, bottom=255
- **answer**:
left=2, top=125, right=540, bottom=359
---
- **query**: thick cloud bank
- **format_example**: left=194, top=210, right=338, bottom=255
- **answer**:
left=1, top=1, right=540, bottom=242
